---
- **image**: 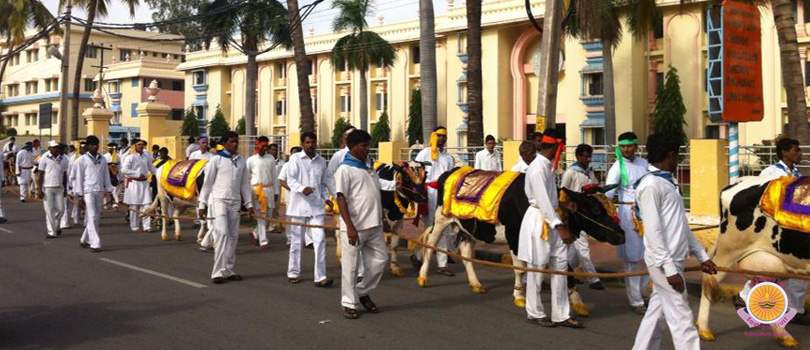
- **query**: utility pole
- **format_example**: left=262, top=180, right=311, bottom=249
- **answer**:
left=89, top=43, right=113, bottom=108
left=535, top=0, right=562, bottom=133
left=58, top=0, right=72, bottom=143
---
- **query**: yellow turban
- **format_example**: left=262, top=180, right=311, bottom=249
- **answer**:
left=429, top=128, right=447, bottom=161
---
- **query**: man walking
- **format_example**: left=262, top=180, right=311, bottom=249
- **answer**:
left=104, top=142, right=122, bottom=208
left=122, top=140, right=157, bottom=233
left=285, top=132, right=334, bottom=287
left=198, top=131, right=255, bottom=284
left=15, top=142, right=35, bottom=201
left=65, top=141, right=87, bottom=229
left=185, top=136, right=199, bottom=159
left=335, top=130, right=386, bottom=319
left=631, top=133, right=716, bottom=350
left=475, top=135, right=502, bottom=171
left=74, top=136, right=113, bottom=252
left=37, top=141, right=69, bottom=239
left=190, top=137, right=217, bottom=250
left=247, top=142, right=277, bottom=249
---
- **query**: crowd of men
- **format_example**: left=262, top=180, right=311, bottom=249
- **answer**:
left=1, top=129, right=807, bottom=348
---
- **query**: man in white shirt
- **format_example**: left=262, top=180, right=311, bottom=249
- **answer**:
left=327, top=126, right=356, bottom=176
left=560, top=144, right=604, bottom=290
left=3, top=136, right=18, bottom=160
left=631, top=133, right=716, bottom=350
left=247, top=142, right=277, bottom=249
left=30, top=139, right=44, bottom=196
left=74, top=136, right=113, bottom=252
left=285, top=132, right=335, bottom=287
left=606, top=132, right=651, bottom=314
left=518, top=129, right=583, bottom=329
left=185, top=136, right=199, bottom=159
left=474, top=135, right=501, bottom=171
left=64, top=141, right=86, bottom=229
left=414, top=126, right=457, bottom=276
left=198, top=131, right=255, bottom=284
left=37, top=141, right=69, bottom=238
left=268, top=143, right=283, bottom=233
left=190, top=137, right=218, bottom=250
left=122, top=140, right=158, bottom=232
left=104, top=143, right=122, bottom=208
left=335, top=130, right=386, bottom=319
left=278, top=146, right=303, bottom=246
left=510, top=141, right=535, bottom=173
left=15, top=142, right=35, bottom=201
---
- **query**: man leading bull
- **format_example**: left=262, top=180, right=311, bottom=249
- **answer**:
left=122, top=140, right=158, bottom=233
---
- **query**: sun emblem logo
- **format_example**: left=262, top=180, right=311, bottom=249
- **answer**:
left=747, top=282, right=789, bottom=324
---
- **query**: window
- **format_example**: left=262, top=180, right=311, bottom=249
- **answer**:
left=86, top=46, right=98, bottom=59
left=656, top=72, right=664, bottom=95
left=653, top=14, right=664, bottom=39
left=172, top=80, right=184, bottom=91
left=132, top=78, right=139, bottom=87
left=585, top=73, right=604, bottom=96
left=113, top=111, right=121, bottom=125
left=52, top=112, right=58, bottom=125
left=412, top=46, right=420, bottom=64
left=306, top=59, right=314, bottom=75
left=592, top=127, right=605, bottom=146
left=120, top=49, right=132, bottom=62
left=131, top=103, right=139, bottom=118
left=277, top=63, right=287, bottom=79
left=109, top=81, right=120, bottom=93
left=338, top=63, right=346, bottom=72
left=152, top=52, right=158, bottom=57
left=44, top=78, right=57, bottom=92
left=7, top=84, right=19, bottom=97
left=804, top=0, right=810, bottom=24
left=84, top=79, right=97, bottom=92
left=171, top=109, right=183, bottom=120
left=193, top=70, right=206, bottom=85
left=276, top=100, right=285, bottom=116
left=25, top=113, right=36, bottom=126
left=25, top=81, right=37, bottom=95
left=375, top=92, right=387, bottom=111
left=341, top=95, right=351, bottom=112
left=194, top=106, right=205, bottom=120
left=26, top=50, right=39, bottom=63
left=705, top=125, right=721, bottom=139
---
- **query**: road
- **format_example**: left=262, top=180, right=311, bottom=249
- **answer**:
left=0, top=193, right=806, bottom=350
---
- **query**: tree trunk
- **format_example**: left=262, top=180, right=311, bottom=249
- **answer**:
left=419, top=0, right=437, bottom=144
left=466, top=0, right=484, bottom=146
left=773, top=0, right=809, bottom=144
left=602, top=38, right=616, bottom=145
left=0, top=40, right=13, bottom=89
left=359, top=68, right=368, bottom=130
left=245, top=53, right=257, bottom=136
left=71, top=0, right=98, bottom=140
left=287, top=0, right=315, bottom=134
left=536, top=0, right=563, bottom=131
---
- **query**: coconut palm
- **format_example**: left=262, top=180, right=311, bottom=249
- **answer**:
left=466, top=0, right=483, bottom=146
left=419, top=0, right=437, bottom=144
left=0, top=0, right=59, bottom=91
left=329, top=0, right=396, bottom=131
left=286, top=0, right=315, bottom=134
left=201, top=0, right=292, bottom=137
left=60, top=0, right=139, bottom=140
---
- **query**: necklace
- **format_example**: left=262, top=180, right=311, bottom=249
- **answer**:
left=393, top=173, right=416, bottom=217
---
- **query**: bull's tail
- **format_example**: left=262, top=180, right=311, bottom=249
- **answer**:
left=702, top=273, right=722, bottom=303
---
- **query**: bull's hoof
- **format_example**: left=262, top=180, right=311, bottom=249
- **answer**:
left=777, top=336, right=800, bottom=349
left=417, top=276, right=428, bottom=288
left=196, top=238, right=203, bottom=244
left=572, top=303, right=590, bottom=317
left=470, top=284, right=486, bottom=294
left=161, top=236, right=170, bottom=242
left=390, top=266, right=405, bottom=277
left=175, top=234, right=182, bottom=241
left=514, top=298, right=526, bottom=308
left=698, top=329, right=716, bottom=342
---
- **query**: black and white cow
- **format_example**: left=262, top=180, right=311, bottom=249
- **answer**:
left=698, top=176, right=810, bottom=349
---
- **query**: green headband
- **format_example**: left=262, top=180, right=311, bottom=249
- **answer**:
left=618, top=139, right=639, bottom=146
left=616, top=139, right=638, bottom=187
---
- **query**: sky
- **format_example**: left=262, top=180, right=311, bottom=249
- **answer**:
left=40, top=0, right=454, bottom=36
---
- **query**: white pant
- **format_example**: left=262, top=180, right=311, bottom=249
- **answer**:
left=43, top=187, right=65, bottom=236
left=525, top=230, right=570, bottom=322
left=251, top=188, right=273, bottom=246
left=632, top=262, right=700, bottom=350
left=61, top=196, right=72, bottom=228
left=211, top=198, right=241, bottom=279
left=340, top=226, right=387, bottom=309
left=110, top=185, right=120, bottom=204
left=568, top=233, right=600, bottom=284
left=625, top=261, right=649, bottom=307
left=128, top=204, right=151, bottom=231
left=421, top=187, right=456, bottom=268
left=288, top=215, right=327, bottom=282
left=200, top=205, right=215, bottom=248
left=80, top=191, right=105, bottom=249
left=0, top=186, right=5, bottom=218
left=17, top=169, right=31, bottom=199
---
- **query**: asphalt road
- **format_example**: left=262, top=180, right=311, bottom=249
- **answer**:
left=0, top=193, right=807, bottom=350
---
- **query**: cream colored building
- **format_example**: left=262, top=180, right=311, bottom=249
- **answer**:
left=176, top=0, right=809, bottom=148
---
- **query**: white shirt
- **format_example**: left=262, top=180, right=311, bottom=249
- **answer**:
left=73, top=153, right=113, bottom=196
left=274, top=156, right=286, bottom=190
left=475, top=149, right=502, bottom=171
left=415, top=148, right=455, bottom=183
left=511, top=159, right=529, bottom=173
left=335, top=164, right=383, bottom=231
left=104, top=152, right=121, bottom=165
left=121, top=151, right=157, bottom=179
left=328, top=147, right=350, bottom=176
left=189, top=149, right=214, bottom=161
left=525, top=154, right=563, bottom=228
left=760, top=160, right=800, bottom=178
left=198, top=154, right=253, bottom=208
left=636, top=166, right=710, bottom=276
left=561, top=163, right=598, bottom=192
left=67, top=152, right=83, bottom=191
left=285, top=151, right=334, bottom=217
left=38, top=151, right=69, bottom=188
left=186, top=143, right=200, bottom=158
left=605, top=156, right=649, bottom=202
left=3, top=142, right=18, bottom=160
left=247, top=153, right=278, bottom=189
left=15, top=149, right=34, bottom=172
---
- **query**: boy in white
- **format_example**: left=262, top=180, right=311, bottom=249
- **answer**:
left=74, top=136, right=113, bottom=252
left=37, top=141, right=69, bottom=238
left=474, top=135, right=502, bottom=171
left=122, top=140, right=158, bottom=232
left=518, top=129, right=582, bottom=328
left=104, top=143, right=122, bottom=208
left=15, top=142, right=35, bottom=201
left=198, top=132, right=255, bottom=283
left=335, top=130, right=387, bottom=319
left=190, top=138, right=217, bottom=250
left=285, top=132, right=334, bottom=287
left=246, top=142, right=277, bottom=249
left=560, top=144, right=604, bottom=290
left=631, top=134, right=716, bottom=350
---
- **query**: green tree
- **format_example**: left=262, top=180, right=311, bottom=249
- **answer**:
left=208, top=105, right=230, bottom=138
left=235, top=117, right=246, bottom=135
left=143, top=0, right=205, bottom=50
left=0, top=0, right=56, bottom=88
left=370, top=111, right=390, bottom=148
left=331, top=117, right=352, bottom=148
left=407, top=89, right=423, bottom=146
left=653, top=67, right=688, bottom=145
left=180, top=108, right=199, bottom=136
left=329, top=0, right=396, bottom=131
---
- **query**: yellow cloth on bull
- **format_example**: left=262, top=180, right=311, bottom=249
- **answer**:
left=441, top=166, right=520, bottom=224
left=159, top=159, right=208, bottom=201
left=760, top=176, right=810, bottom=233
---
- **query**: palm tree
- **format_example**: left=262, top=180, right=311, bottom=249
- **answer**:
left=201, top=0, right=291, bottom=137
left=61, top=0, right=139, bottom=140
left=419, top=0, right=437, bottom=144
left=0, top=1, right=58, bottom=90
left=329, top=0, right=396, bottom=131
left=286, top=0, right=315, bottom=134
left=466, top=0, right=483, bottom=146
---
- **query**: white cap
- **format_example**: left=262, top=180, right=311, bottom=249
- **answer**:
left=48, top=140, right=59, bottom=148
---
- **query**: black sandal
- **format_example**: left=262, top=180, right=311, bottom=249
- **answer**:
left=528, top=317, right=556, bottom=327
left=227, top=275, right=243, bottom=281
left=554, top=318, right=585, bottom=328
left=343, top=307, right=359, bottom=319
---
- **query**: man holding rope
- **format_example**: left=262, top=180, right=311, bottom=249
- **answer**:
left=247, top=139, right=277, bottom=250
left=122, top=140, right=158, bottom=233
left=631, top=133, right=716, bottom=350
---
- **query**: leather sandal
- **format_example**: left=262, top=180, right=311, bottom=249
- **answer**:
left=436, top=268, right=455, bottom=277
left=288, top=277, right=301, bottom=284
left=359, top=296, right=379, bottom=313
left=314, top=279, right=334, bottom=288
left=226, top=275, right=243, bottom=281
left=528, top=317, right=556, bottom=327
left=554, top=318, right=585, bottom=328
left=343, top=307, right=359, bottom=319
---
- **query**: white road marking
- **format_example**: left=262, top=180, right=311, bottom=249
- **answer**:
left=99, top=258, right=208, bottom=288
left=0, top=227, right=14, bottom=233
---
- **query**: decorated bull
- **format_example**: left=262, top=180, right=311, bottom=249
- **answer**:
left=147, top=159, right=209, bottom=242
left=416, top=165, right=625, bottom=313
left=698, top=176, right=810, bottom=349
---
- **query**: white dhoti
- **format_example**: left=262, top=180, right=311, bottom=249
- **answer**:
left=287, top=215, right=327, bottom=282
left=340, top=226, right=387, bottom=309
left=110, top=184, right=120, bottom=206
left=418, top=187, right=455, bottom=268
left=61, top=195, right=72, bottom=228
left=632, top=262, right=700, bottom=350
left=617, top=204, right=648, bottom=307
left=80, top=191, right=105, bottom=249
left=518, top=206, right=570, bottom=323
left=200, top=205, right=216, bottom=248
left=124, top=179, right=152, bottom=232
left=211, top=198, right=240, bottom=278
left=568, top=233, right=600, bottom=284
left=251, top=187, right=274, bottom=246
left=17, top=168, right=31, bottom=200
left=43, top=187, right=65, bottom=236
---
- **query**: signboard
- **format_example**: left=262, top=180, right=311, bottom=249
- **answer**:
left=535, top=116, right=546, bottom=133
left=38, top=103, right=52, bottom=129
